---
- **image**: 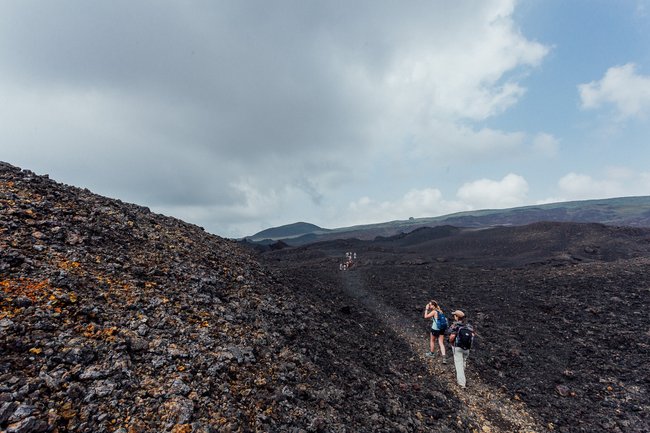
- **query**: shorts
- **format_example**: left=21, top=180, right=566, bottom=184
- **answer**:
left=430, top=328, right=445, bottom=337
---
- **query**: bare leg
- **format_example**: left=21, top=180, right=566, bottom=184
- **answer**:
left=437, top=334, right=446, bottom=357
left=429, top=334, right=436, bottom=352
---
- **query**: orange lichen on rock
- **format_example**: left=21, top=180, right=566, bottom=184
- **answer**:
left=80, top=323, right=119, bottom=341
left=170, top=424, right=192, bottom=433
left=58, top=260, right=81, bottom=271
left=0, top=278, right=52, bottom=302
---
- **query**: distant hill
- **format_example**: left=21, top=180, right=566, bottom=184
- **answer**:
left=247, top=221, right=330, bottom=242
left=247, top=196, right=650, bottom=246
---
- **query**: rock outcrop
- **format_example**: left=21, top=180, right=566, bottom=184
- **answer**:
left=1, top=162, right=465, bottom=433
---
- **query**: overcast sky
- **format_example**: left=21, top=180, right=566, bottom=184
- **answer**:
left=2, top=1, right=650, bottom=237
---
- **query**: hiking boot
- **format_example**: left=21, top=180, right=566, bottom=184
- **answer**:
left=425, top=351, right=435, bottom=358
left=442, top=357, right=447, bottom=364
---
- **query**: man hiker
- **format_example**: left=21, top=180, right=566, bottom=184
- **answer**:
left=448, top=310, right=475, bottom=388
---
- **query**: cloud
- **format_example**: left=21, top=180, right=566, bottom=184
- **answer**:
left=556, top=169, right=650, bottom=201
left=399, top=121, right=527, bottom=163
left=558, top=173, right=619, bottom=199
left=344, top=168, right=650, bottom=230
left=578, top=63, right=650, bottom=120
left=456, top=173, right=529, bottom=209
left=0, top=1, right=549, bottom=236
left=345, top=188, right=469, bottom=226
left=531, top=133, right=559, bottom=157
left=344, top=173, right=531, bottom=226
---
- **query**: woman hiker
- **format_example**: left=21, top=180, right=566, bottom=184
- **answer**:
left=423, top=300, right=448, bottom=363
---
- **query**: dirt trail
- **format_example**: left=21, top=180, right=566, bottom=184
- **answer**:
left=341, top=269, right=547, bottom=433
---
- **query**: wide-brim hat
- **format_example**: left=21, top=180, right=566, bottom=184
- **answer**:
left=451, top=310, right=465, bottom=319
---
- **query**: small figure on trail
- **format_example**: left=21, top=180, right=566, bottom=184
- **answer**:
left=423, top=300, right=448, bottom=363
left=447, top=310, right=475, bottom=388
left=340, top=252, right=356, bottom=271
left=342, top=251, right=355, bottom=269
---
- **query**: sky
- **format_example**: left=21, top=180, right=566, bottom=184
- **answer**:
left=2, top=0, right=650, bottom=238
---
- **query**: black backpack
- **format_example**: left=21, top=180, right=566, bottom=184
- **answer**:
left=455, top=326, right=473, bottom=350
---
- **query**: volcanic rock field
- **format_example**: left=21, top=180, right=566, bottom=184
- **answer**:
left=1, top=161, right=649, bottom=433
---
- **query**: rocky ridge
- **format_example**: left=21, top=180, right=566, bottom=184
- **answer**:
left=0, top=162, right=472, bottom=433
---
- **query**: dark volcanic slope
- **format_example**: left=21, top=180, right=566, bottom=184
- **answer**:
left=263, top=224, right=650, bottom=432
left=381, top=222, right=650, bottom=266
left=286, top=222, right=650, bottom=268
left=359, top=261, right=650, bottom=433
left=1, top=162, right=475, bottom=433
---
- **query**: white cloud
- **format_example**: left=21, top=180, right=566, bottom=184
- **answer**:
left=405, top=122, right=527, bottom=163
left=343, top=173, right=531, bottom=227
left=362, top=1, right=549, bottom=162
left=377, top=4, right=548, bottom=123
left=557, top=169, right=650, bottom=200
left=456, top=173, right=529, bottom=209
left=531, top=133, right=559, bottom=157
left=578, top=63, right=650, bottom=119
left=558, top=173, right=619, bottom=199
left=345, top=188, right=470, bottom=226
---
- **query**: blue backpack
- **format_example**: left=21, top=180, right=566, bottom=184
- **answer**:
left=436, top=311, right=448, bottom=330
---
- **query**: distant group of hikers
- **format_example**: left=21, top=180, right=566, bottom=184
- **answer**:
left=339, top=251, right=357, bottom=271
left=424, top=300, right=475, bottom=389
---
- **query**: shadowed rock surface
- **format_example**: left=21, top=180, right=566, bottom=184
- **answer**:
left=260, top=221, right=650, bottom=433
left=1, top=162, right=471, bottom=433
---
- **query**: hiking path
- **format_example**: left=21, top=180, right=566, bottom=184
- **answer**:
left=341, top=268, right=547, bottom=433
